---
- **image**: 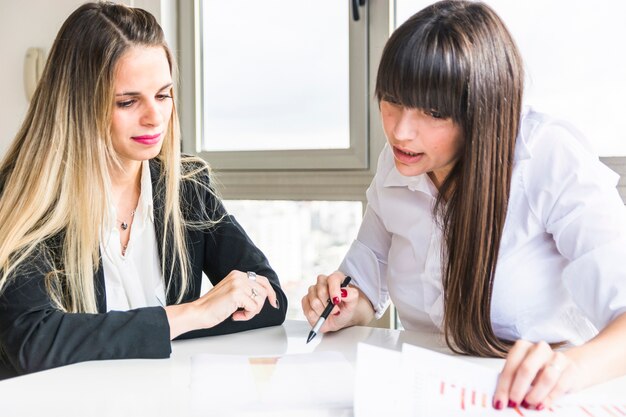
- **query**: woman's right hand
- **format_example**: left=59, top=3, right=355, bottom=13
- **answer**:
left=165, top=270, right=278, bottom=339
left=301, top=271, right=367, bottom=334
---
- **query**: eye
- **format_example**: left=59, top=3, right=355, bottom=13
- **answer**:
left=116, top=99, right=135, bottom=108
left=425, top=109, right=444, bottom=119
left=156, top=93, right=172, bottom=101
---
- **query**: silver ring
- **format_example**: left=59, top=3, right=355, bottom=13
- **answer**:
left=247, top=271, right=257, bottom=281
left=251, top=288, right=258, bottom=299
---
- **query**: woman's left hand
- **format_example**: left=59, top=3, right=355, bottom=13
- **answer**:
left=493, top=340, right=583, bottom=411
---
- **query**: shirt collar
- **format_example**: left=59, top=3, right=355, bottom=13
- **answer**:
left=382, top=160, right=438, bottom=197
left=513, top=106, right=532, bottom=161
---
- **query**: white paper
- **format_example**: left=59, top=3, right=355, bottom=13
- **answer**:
left=355, top=342, right=626, bottom=417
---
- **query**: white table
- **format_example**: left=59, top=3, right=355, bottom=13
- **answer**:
left=0, top=320, right=624, bottom=416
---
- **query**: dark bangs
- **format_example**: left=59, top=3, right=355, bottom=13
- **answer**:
left=375, top=11, right=469, bottom=123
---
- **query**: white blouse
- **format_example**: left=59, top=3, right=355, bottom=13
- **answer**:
left=101, top=160, right=165, bottom=311
left=340, top=108, right=626, bottom=345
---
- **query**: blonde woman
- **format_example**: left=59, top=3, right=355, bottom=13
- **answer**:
left=0, top=2, right=286, bottom=378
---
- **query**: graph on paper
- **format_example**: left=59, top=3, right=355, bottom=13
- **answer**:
left=434, top=378, right=626, bottom=416
left=355, top=343, right=626, bottom=417
left=405, top=343, right=626, bottom=417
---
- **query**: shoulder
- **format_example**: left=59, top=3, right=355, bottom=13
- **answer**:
left=148, top=154, right=214, bottom=193
left=515, top=108, right=620, bottom=218
left=518, top=108, right=596, bottom=161
left=179, top=154, right=215, bottom=197
left=517, top=108, right=616, bottom=184
left=149, top=154, right=211, bottom=180
left=180, top=154, right=212, bottom=179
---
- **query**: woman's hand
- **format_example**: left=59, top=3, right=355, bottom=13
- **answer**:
left=301, top=271, right=374, bottom=334
left=493, top=340, right=582, bottom=411
left=165, top=270, right=278, bottom=339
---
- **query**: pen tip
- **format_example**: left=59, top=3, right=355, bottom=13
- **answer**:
left=306, top=331, right=315, bottom=344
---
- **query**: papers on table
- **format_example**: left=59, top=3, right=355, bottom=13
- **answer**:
left=355, top=343, right=626, bottom=417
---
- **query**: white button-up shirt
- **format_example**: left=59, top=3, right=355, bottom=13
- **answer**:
left=101, top=160, right=165, bottom=311
left=340, top=108, right=626, bottom=344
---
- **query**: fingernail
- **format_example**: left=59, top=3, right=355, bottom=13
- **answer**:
left=521, top=400, right=530, bottom=409
left=273, top=299, right=280, bottom=309
left=493, top=400, right=502, bottom=410
left=536, top=403, right=544, bottom=411
left=333, top=311, right=340, bottom=316
left=332, top=297, right=340, bottom=305
left=508, top=400, right=517, bottom=408
left=341, top=289, right=347, bottom=298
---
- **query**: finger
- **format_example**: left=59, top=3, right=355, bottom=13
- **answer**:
left=301, top=292, right=338, bottom=332
left=542, top=365, right=576, bottom=410
left=493, top=340, right=532, bottom=409
left=314, top=274, right=331, bottom=306
left=508, top=341, right=554, bottom=407
left=301, top=292, right=318, bottom=326
left=308, top=284, right=328, bottom=316
left=232, top=308, right=256, bottom=321
left=248, top=282, right=267, bottom=313
left=327, top=272, right=347, bottom=306
left=523, top=352, right=570, bottom=408
left=231, top=291, right=259, bottom=321
left=340, top=286, right=359, bottom=306
left=253, top=275, right=279, bottom=309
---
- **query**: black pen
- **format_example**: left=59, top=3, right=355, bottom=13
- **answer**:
left=306, top=276, right=352, bottom=344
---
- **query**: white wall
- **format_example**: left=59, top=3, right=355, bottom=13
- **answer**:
left=0, top=0, right=170, bottom=157
left=0, top=0, right=90, bottom=155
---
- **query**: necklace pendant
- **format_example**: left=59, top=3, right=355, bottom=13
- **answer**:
left=121, top=222, right=128, bottom=231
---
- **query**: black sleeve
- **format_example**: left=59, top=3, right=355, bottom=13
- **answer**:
left=0, top=257, right=172, bottom=376
left=175, top=176, right=287, bottom=340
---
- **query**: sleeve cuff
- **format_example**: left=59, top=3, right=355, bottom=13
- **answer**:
left=339, top=239, right=390, bottom=319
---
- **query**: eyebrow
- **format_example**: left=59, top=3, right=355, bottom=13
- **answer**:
left=115, top=82, right=173, bottom=97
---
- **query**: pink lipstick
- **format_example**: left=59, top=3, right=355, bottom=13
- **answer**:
left=131, top=133, right=161, bottom=145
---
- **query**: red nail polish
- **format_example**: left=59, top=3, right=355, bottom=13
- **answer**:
left=341, top=289, right=347, bottom=298
left=508, top=400, right=517, bottom=408
left=536, top=403, right=544, bottom=411
left=332, top=297, right=340, bottom=305
left=334, top=311, right=341, bottom=316
left=521, top=400, right=530, bottom=409
left=494, top=400, right=502, bottom=410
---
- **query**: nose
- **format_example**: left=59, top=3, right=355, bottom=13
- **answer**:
left=140, top=99, right=164, bottom=127
left=393, top=108, right=419, bottom=142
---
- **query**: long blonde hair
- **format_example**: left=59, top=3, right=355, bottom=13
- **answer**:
left=0, top=2, right=205, bottom=312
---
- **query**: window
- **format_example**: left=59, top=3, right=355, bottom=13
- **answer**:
left=395, top=0, right=626, bottom=157
left=181, top=0, right=369, bottom=170
left=395, top=0, right=626, bottom=201
left=178, top=1, right=393, bottom=324
left=224, top=200, right=363, bottom=320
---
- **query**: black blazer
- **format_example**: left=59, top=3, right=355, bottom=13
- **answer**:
left=0, top=159, right=287, bottom=378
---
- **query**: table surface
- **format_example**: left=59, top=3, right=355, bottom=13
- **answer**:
left=1, top=320, right=624, bottom=416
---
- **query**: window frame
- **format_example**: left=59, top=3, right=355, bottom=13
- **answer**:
left=179, top=0, right=374, bottom=172
left=177, top=0, right=390, bottom=202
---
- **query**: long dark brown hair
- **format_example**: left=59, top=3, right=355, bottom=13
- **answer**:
left=375, top=0, right=524, bottom=357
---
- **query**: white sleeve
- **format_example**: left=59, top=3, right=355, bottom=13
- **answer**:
left=524, top=121, right=626, bottom=329
left=339, top=177, right=392, bottom=319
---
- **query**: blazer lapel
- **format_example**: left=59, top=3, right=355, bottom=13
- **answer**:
left=149, top=158, right=180, bottom=305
